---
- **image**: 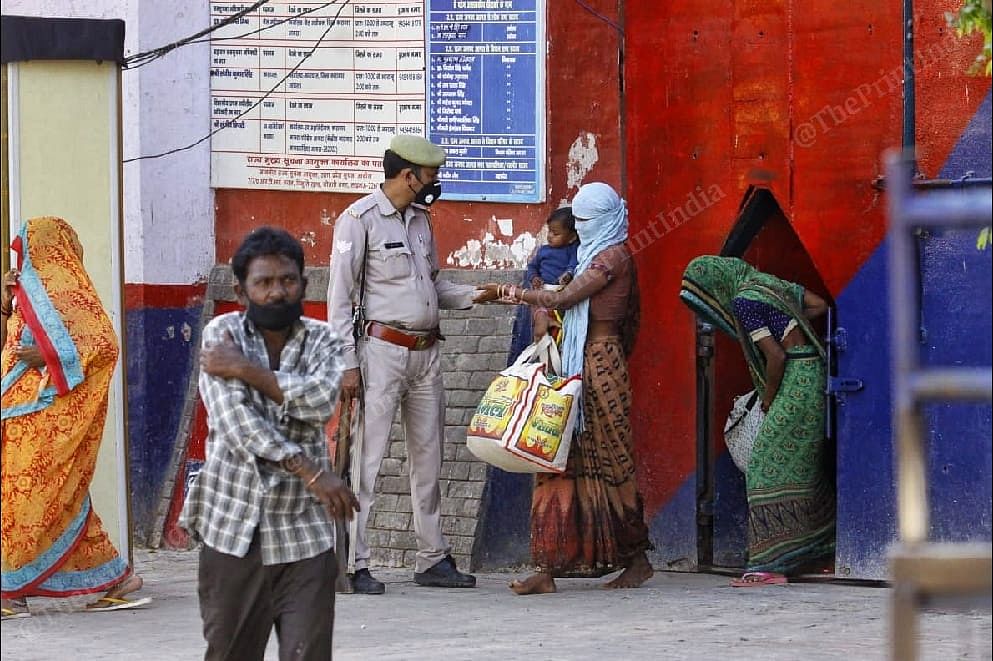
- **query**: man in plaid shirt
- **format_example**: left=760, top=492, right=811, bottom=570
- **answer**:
left=181, top=227, right=358, bottom=660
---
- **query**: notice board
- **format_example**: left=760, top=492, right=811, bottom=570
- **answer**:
left=209, top=0, right=545, bottom=203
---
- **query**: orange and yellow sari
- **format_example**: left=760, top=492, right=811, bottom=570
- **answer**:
left=1, top=217, right=127, bottom=598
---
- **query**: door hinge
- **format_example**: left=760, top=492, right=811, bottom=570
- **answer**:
left=831, top=327, right=849, bottom=352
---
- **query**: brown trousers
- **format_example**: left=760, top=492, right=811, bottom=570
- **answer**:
left=198, top=533, right=337, bottom=661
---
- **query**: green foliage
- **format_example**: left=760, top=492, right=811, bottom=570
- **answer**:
left=947, top=2, right=992, bottom=251
left=947, top=0, right=993, bottom=75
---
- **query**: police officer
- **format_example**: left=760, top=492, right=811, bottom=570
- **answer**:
left=328, top=135, right=481, bottom=594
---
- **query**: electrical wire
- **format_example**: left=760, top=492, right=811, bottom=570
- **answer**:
left=126, top=1, right=342, bottom=71
left=572, top=0, right=623, bottom=34
left=124, top=0, right=271, bottom=69
left=123, top=0, right=350, bottom=164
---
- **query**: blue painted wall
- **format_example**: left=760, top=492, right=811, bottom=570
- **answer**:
left=648, top=474, right=699, bottom=570
left=712, top=452, right=748, bottom=567
left=126, top=305, right=201, bottom=542
left=836, top=91, right=992, bottom=578
left=835, top=240, right=897, bottom=578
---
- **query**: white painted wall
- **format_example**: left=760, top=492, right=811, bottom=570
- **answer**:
left=2, top=0, right=214, bottom=284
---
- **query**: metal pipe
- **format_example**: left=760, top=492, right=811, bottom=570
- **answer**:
left=909, top=369, right=993, bottom=402
left=694, top=322, right=714, bottom=568
left=886, top=150, right=928, bottom=544
left=873, top=175, right=993, bottom=190
left=898, top=193, right=993, bottom=227
left=913, top=177, right=993, bottom=189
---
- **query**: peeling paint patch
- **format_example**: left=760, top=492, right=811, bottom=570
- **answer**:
left=446, top=231, right=537, bottom=269
left=494, top=216, right=514, bottom=237
left=320, top=208, right=336, bottom=226
left=566, top=132, right=599, bottom=190
left=299, top=231, right=317, bottom=247
left=181, top=322, right=193, bottom=343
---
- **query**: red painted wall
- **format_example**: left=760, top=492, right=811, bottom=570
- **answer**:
left=214, top=1, right=625, bottom=266
left=623, top=0, right=989, bottom=519
left=199, top=0, right=989, bottom=547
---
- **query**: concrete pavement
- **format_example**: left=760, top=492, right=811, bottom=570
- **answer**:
left=2, top=549, right=990, bottom=660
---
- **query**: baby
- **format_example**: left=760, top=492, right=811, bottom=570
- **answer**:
left=524, top=207, right=579, bottom=343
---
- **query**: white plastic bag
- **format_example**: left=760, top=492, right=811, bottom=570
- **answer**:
left=723, top=390, right=765, bottom=472
left=466, top=336, right=580, bottom=473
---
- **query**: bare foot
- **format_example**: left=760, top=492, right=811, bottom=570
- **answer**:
left=104, top=573, right=143, bottom=600
left=509, top=572, right=557, bottom=595
left=604, top=553, right=654, bottom=589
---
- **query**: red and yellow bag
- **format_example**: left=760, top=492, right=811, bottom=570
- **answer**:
left=466, top=336, right=581, bottom=473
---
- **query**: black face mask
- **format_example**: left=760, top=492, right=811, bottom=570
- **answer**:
left=246, top=299, right=303, bottom=331
left=410, top=175, right=442, bottom=206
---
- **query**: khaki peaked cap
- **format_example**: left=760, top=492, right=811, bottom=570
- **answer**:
left=389, top=135, right=446, bottom=167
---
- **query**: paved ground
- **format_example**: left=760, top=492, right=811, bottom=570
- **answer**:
left=2, top=549, right=990, bottom=660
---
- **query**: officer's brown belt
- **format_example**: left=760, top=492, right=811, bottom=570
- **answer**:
left=365, top=321, right=439, bottom=350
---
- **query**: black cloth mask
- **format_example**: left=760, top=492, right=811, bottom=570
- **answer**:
left=411, top=177, right=442, bottom=206
left=246, top=299, right=303, bottom=331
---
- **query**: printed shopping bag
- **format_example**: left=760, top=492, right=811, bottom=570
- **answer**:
left=467, top=336, right=580, bottom=473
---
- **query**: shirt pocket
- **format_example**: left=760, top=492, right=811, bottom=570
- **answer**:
left=373, top=242, right=413, bottom=280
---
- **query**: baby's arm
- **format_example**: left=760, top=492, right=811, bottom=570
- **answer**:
left=525, top=247, right=545, bottom=289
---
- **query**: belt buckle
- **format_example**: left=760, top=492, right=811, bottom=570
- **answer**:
left=412, top=335, right=429, bottom=350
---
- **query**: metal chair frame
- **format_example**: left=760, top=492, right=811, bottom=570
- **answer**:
left=885, top=151, right=993, bottom=661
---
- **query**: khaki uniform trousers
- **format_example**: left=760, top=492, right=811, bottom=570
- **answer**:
left=352, top=334, right=449, bottom=574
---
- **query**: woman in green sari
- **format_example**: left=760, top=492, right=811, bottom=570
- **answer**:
left=680, top=256, right=835, bottom=586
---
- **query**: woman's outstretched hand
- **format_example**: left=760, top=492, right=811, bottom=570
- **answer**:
left=473, top=283, right=502, bottom=304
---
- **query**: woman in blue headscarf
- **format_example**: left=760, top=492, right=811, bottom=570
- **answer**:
left=477, top=182, right=652, bottom=594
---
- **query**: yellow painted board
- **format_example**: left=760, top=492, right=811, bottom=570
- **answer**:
left=7, top=60, right=129, bottom=557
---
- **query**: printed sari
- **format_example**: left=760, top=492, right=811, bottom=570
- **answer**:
left=680, top=256, right=835, bottom=574
left=1, top=217, right=127, bottom=599
left=530, top=335, right=651, bottom=576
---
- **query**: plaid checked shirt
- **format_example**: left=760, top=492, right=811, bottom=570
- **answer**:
left=179, top=312, right=344, bottom=565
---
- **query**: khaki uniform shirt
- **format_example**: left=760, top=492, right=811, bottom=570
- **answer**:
left=327, top=188, right=475, bottom=370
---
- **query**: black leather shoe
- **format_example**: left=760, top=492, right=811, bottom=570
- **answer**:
left=414, top=555, right=476, bottom=588
left=350, top=569, right=385, bottom=595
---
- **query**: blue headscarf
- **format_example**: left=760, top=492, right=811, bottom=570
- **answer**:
left=560, top=182, right=629, bottom=379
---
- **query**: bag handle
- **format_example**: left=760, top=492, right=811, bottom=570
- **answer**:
left=512, top=335, right=547, bottom=366
left=512, top=334, right=560, bottom=372
left=544, top=335, right=562, bottom=375
left=725, top=390, right=761, bottom=433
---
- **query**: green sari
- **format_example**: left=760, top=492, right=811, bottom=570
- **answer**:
left=680, top=256, right=835, bottom=574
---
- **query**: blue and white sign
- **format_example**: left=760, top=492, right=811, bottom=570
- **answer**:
left=427, top=1, right=546, bottom=203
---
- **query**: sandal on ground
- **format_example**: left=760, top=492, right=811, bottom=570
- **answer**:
left=730, top=571, right=788, bottom=588
left=84, top=596, right=153, bottom=612
left=1, top=599, right=30, bottom=620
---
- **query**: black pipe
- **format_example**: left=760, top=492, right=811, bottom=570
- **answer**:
left=912, top=177, right=993, bottom=189
left=694, top=322, right=715, bottom=568
left=903, top=0, right=917, bottom=172
left=872, top=176, right=993, bottom=190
